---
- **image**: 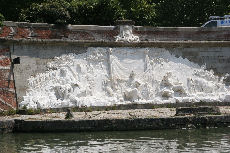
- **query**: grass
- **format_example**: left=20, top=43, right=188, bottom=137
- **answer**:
left=0, top=109, right=16, bottom=116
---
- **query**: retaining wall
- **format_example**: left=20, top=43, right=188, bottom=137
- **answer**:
left=1, top=21, right=230, bottom=41
left=1, top=21, right=230, bottom=109
left=1, top=115, right=230, bottom=133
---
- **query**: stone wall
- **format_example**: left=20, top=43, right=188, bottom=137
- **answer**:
left=0, top=45, right=17, bottom=110
left=1, top=21, right=230, bottom=109
left=7, top=115, right=230, bottom=133
left=1, top=21, right=230, bottom=41
left=9, top=44, right=230, bottom=104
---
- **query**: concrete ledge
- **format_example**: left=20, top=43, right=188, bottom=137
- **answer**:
left=136, top=26, right=230, bottom=31
left=16, top=102, right=230, bottom=114
left=2, top=106, right=230, bottom=133
left=11, top=115, right=230, bottom=132
left=68, top=25, right=115, bottom=31
left=3, top=21, right=115, bottom=30
left=1, top=38, right=230, bottom=48
left=4, top=21, right=230, bottom=31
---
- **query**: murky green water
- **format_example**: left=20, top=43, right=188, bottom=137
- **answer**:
left=1, top=127, right=230, bottom=153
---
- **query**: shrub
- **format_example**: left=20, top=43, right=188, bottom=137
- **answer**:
left=68, top=0, right=124, bottom=25
left=118, top=0, right=156, bottom=26
left=0, top=13, right=4, bottom=27
left=20, top=0, right=71, bottom=25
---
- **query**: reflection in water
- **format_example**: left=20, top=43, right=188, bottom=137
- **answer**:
left=1, top=128, right=230, bottom=152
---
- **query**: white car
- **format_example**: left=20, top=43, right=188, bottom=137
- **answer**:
left=202, top=15, right=230, bottom=27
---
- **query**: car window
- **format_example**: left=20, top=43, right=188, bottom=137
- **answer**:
left=204, top=21, right=217, bottom=27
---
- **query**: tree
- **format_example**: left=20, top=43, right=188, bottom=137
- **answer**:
left=2, top=0, right=230, bottom=27
left=118, top=0, right=156, bottom=26
left=19, top=0, right=71, bottom=25
left=0, top=0, right=45, bottom=21
left=19, top=0, right=156, bottom=26
left=69, top=0, right=124, bottom=25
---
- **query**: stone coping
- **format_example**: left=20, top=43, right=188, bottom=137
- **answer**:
left=36, top=102, right=230, bottom=113
left=1, top=38, right=230, bottom=47
left=4, top=21, right=230, bottom=31
left=3, top=21, right=115, bottom=30
left=2, top=21, right=230, bottom=43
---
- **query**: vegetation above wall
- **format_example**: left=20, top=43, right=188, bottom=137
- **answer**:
left=0, top=13, right=4, bottom=27
left=0, top=0, right=230, bottom=26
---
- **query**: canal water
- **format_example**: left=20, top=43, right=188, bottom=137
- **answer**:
left=1, top=127, right=230, bottom=153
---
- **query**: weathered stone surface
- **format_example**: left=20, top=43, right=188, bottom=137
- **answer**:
left=1, top=21, right=230, bottom=110
left=1, top=21, right=230, bottom=42
left=1, top=107, right=230, bottom=133
left=0, top=119, right=14, bottom=133
left=175, top=106, right=221, bottom=116
left=0, top=45, right=17, bottom=110
left=11, top=115, right=230, bottom=132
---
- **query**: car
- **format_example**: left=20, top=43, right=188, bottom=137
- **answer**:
left=201, top=15, right=230, bottom=27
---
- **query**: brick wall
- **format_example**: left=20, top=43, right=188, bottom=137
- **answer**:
left=0, top=22, right=119, bottom=41
left=1, top=21, right=230, bottom=41
left=0, top=47, right=17, bottom=111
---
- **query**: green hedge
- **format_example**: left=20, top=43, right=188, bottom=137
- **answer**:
left=1, top=0, right=230, bottom=26
left=19, top=0, right=71, bottom=25
left=18, top=0, right=156, bottom=25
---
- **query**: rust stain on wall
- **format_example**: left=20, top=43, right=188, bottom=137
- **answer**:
left=0, top=47, right=17, bottom=111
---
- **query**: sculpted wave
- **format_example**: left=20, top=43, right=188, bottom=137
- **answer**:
left=20, top=48, right=230, bottom=109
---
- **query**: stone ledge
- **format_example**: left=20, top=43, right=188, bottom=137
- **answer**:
left=3, top=21, right=52, bottom=28
left=136, top=26, right=230, bottom=31
left=12, top=102, right=230, bottom=115
left=3, top=21, right=115, bottom=30
left=4, top=21, right=230, bottom=32
left=2, top=106, right=230, bottom=133
left=68, top=25, right=115, bottom=31
left=2, top=115, right=230, bottom=133
left=1, top=38, right=230, bottom=47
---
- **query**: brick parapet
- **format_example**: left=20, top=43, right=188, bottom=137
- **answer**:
left=1, top=21, right=230, bottom=42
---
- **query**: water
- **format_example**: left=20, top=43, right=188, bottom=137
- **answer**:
left=1, top=128, right=230, bottom=152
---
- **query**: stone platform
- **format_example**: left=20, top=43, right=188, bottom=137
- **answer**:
left=1, top=107, right=230, bottom=133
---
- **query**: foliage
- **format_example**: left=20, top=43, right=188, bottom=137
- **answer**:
left=0, top=109, right=16, bottom=116
left=117, top=0, right=156, bottom=26
left=17, top=107, right=41, bottom=115
left=1, top=0, right=230, bottom=26
left=0, top=0, right=45, bottom=21
left=20, top=0, right=71, bottom=24
left=0, top=13, right=4, bottom=27
left=19, top=0, right=155, bottom=25
left=68, top=0, right=124, bottom=25
left=154, top=0, right=230, bottom=26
